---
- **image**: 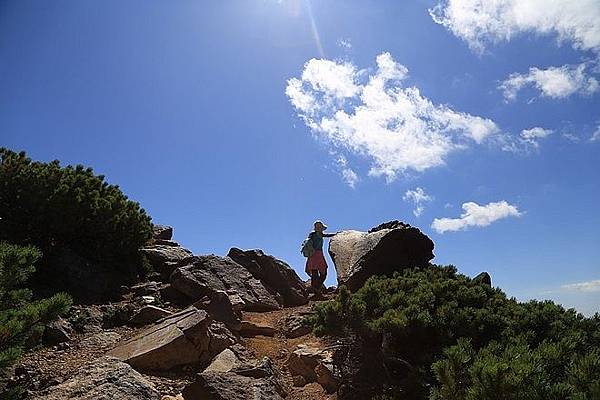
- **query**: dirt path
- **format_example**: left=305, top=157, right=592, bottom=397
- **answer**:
left=242, top=303, right=337, bottom=400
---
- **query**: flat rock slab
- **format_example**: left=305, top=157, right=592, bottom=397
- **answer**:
left=239, top=320, right=276, bottom=337
left=130, top=305, right=173, bottom=326
left=329, top=222, right=434, bottom=291
left=109, top=307, right=211, bottom=371
left=170, top=255, right=281, bottom=312
left=31, top=356, right=160, bottom=400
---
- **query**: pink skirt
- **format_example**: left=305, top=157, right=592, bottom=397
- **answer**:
left=306, top=250, right=328, bottom=274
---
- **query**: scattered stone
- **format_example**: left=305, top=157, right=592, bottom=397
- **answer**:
left=286, top=345, right=338, bottom=393
left=329, top=221, right=434, bottom=291
left=31, top=356, right=160, bottom=400
left=170, top=255, right=281, bottom=312
left=79, top=331, right=122, bottom=349
left=161, top=395, right=184, bottom=400
left=281, top=313, right=312, bottom=339
left=153, top=225, right=173, bottom=241
left=141, top=295, right=157, bottom=304
left=130, top=281, right=160, bottom=296
left=182, top=350, right=286, bottom=400
left=130, top=305, right=173, bottom=326
left=109, top=307, right=232, bottom=371
left=473, top=271, right=492, bottom=286
left=239, top=320, right=276, bottom=337
left=43, top=317, right=73, bottom=345
left=227, top=248, right=308, bottom=307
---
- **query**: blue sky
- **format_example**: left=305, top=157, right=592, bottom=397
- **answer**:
left=1, top=1, right=599, bottom=314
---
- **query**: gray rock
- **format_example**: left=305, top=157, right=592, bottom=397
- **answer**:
left=328, top=221, right=434, bottom=291
left=152, top=225, right=173, bottom=240
left=182, top=350, right=286, bottom=400
left=31, top=356, right=160, bottom=400
left=140, top=245, right=194, bottom=276
left=286, top=345, right=339, bottom=393
left=281, top=313, right=312, bottom=339
left=130, top=305, right=173, bottom=326
left=43, top=317, right=73, bottom=345
left=170, top=255, right=281, bottom=312
left=193, top=290, right=242, bottom=331
left=473, top=271, right=492, bottom=286
left=227, top=248, right=308, bottom=307
left=109, top=307, right=233, bottom=371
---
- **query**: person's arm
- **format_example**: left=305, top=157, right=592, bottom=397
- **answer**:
left=323, top=232, right=336, bottom=238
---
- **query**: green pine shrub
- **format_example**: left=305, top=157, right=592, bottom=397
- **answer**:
left=311, top=266, right=600, bottom=399
left=0, top=242, right=72, bottom=398
left=0, top=148, right=152, bottom=278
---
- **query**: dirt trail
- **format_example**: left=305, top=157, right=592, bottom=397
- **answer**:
left=242, top=303, right=337, bottom=400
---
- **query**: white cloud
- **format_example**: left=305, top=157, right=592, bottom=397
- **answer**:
left=562, top=280, right=600, bottom=293
left=337, top=39, right=352, bottom=49
left=429, top=0, right=600, bottom=55
left=431, top=200, right=522, bottom=233
left=591, top=125, right=600, bottom=142
left=336, top=156, right=359, bottom=188
left=499, top=63, right=599, bottom=101
left=403, top=187, right=433, bottom=217
left=520, top=127, right=553, bottom=148
left=286, top=52, right=501, bottom=182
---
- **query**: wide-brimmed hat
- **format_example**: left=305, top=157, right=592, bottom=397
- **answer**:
left=314, top=220, right=328, bottom=230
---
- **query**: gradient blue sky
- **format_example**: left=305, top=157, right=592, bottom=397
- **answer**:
left=1, top=1, right=599, bottom=314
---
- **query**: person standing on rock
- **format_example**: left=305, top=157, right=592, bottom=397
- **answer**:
left=303, top=220, right=335, bottom=295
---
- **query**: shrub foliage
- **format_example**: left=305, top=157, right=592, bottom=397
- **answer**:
left=311, top=266, right=600, bottom=399
left=0, top=242, right=72, bottom=398
left=0, top=148, right=152, bottom=271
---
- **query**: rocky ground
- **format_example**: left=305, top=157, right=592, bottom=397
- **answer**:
left=6, top=221, right=436, bottom=399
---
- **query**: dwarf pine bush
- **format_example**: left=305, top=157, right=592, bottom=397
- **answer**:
left=0, top=148, right=152, bottom=275
left=311, top=266, right=600, bottom=399
left=0, top=242, right=72, bottom=398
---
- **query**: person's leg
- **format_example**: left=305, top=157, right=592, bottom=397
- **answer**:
left=310, top=270, right=320, bottom=292
left=318, top=270, right=327, bottom=288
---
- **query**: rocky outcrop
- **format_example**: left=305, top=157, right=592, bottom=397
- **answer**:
left=152, top=225, right=173, bottom=241
left=329, top=221, right=434, bottom=291
left=193, top=290, right=242, bottom=331
left=182, top=348, right=286, bottom=400
left=227, top=248, right=308, bottom=307
left=31, top=356, right=160, bottom=400
left=170, top=255, right=281, bottom=312
left=473, top=271, right=492, bottom=286
left=141, top=245, right=194, bottom=277
left=109, top=307, right=234, bottom=371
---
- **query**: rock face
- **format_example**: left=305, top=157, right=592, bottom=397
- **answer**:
left=109, top=307, right=234, bottom=371
left=329, top=221, right=434, bottom=291
left=170, top=255, right=281, bottom=312
left=182, top=349, right=286, bottom=400
left=31, top=356, right=160, bottom=400
left=227, top=248, right=308, bottom=307
left=152, top=225, right=173, bottom=240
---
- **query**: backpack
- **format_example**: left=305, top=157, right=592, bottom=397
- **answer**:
left=301, top=233, right=315, bottom=258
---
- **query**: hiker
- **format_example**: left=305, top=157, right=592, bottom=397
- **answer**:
left=302, top=220, right=335, bottom=294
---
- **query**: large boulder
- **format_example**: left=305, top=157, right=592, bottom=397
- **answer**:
left=170, top=255, right=281, bottom=312
left=329, top=221, right=434, bottom=291
left=140, top=245, right=194, bottom=277
left=182, top=349, right=286, bottom=400
left=109, top=307, right=234, bottom=371
left=31, top=356, right=160, bottom=400
left=227, top=248, right=308, bottom=307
